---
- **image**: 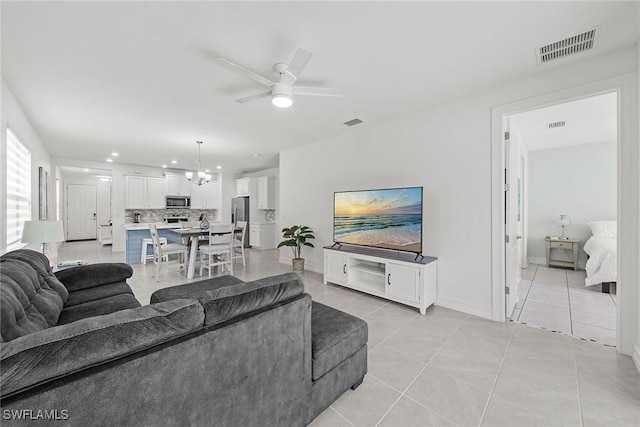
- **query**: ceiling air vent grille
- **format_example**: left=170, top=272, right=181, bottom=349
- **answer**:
left=548, top=121, right=566, bottom=129
left=343, top=118, right=363, bottom=127
left=538, top=27, right=598, bottom=64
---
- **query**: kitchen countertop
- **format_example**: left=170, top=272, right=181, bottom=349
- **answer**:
left=124, top=223, right=182, bottom=230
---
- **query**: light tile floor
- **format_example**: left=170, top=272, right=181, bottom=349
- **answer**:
left=510, top=264, right=617, bottom=347
left=57, top=242, right=640, bottom=426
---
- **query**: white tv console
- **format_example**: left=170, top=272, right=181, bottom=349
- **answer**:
left=323, top=246, right=437, bottom=315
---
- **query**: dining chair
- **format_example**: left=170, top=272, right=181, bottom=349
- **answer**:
left=199, top=223, right=234, bottom=278
left=232, top=221, right=248, bottom=266
left=149, top=224, right=189, bottom=282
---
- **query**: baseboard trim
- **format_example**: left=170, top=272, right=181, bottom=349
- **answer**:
left=633, top=344, right=640, bottom=373
left=435, top=297, right=492, bottom=321
left=527, top=257, right=586, bottom=270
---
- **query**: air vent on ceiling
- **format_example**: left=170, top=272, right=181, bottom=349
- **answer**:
left=548, top=121, right=566, bottom=129
left=537, top=27, right=598, bottom=64
left=343, top=118, right=364, bottom=127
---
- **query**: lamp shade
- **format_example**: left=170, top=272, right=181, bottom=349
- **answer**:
left=21, top=221, right=65, bottom=244
left=556, top=214, right=571, bottom=228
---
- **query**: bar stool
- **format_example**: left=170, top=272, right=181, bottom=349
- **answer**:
left=141, top=237, right=168, bottom=264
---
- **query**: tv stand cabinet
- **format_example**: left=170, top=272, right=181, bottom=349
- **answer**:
left=323, top=246, right=437, bottom=315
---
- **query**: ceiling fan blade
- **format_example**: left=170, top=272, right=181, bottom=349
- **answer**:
left=235, top=91, right=271, bottom=104
left=219, top=57, right=275, bottom=87
left=286, top=48, right=313, bottom=79
left=293, top=86, right=343, bottom=97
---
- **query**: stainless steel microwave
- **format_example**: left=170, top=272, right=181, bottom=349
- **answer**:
left=165, top=196, right=191, bottom=209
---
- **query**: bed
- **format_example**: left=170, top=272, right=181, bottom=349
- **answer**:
left=583, top=221, right=617, bottom=292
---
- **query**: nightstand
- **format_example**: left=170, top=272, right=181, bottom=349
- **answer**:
left=544, top=237, right=579, bottom=270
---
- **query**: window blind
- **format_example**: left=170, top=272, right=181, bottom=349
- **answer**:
left=6, top=129, right=32, bottom=251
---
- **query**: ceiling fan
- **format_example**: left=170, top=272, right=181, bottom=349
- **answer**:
left=219, top=48, right=342, bottom=108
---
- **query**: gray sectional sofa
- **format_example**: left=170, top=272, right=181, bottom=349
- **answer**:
left=0, top=249, right=368, bottom=426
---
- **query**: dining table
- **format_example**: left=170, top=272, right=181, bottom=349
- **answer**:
left=169, top=226, right=241, bottom=279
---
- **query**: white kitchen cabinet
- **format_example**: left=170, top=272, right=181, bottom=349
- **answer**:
left=256, top=176, right=275, bottom=209
left=126, top=176, right=166, bottom=209
left=166, top=173, right=191, bottom=196
left=323, top=247, right=437, bottom=315
left=236, top=178, right=251, bottom=197
left=250, top=223, right=276, bottom=249
left=191, top=181, right=219, bottom=209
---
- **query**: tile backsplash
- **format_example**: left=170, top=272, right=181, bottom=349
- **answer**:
left=125, top=209, right=217, bottom=224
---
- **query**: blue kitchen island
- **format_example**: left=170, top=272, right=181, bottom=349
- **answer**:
left=124, top=223, right=183, bottom=264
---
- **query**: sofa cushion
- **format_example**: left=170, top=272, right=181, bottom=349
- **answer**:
left=57, top=293, right=142, bottom=325
left=197, top=273, right=304, bottom=327
left=1, top=249, right=69, bottom=303
left=1, top=259, right=66, bottom=342
left=311, top=302, right=368, bottom=381
left=65, top=281, right=135, bottom=307
left=55, top=263, right=133, bottom=292
left=0, top=298, right=205, bottom=397
left=150, top=275, right=245, bottom=304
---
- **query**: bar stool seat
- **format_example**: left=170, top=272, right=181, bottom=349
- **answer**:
left=142, top=237, right=168, bottom=264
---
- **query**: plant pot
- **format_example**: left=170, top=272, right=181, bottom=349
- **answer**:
left=292, top=258, right=305, bottom=273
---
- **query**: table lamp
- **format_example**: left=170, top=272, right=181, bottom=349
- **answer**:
left=555, top=214, right=571, bottom=240
left=21, top=220, right=65, bottom=254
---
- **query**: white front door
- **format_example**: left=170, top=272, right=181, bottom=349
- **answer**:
left=67, top=184, right=97, bottom=240
left=505, top=122, right=521, bottom=317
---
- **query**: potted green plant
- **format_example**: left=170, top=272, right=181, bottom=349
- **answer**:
left=277, top=225, right=315, bottom=273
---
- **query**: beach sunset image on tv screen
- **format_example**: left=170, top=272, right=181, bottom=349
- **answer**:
left=334, top=187, right=422, bottom=253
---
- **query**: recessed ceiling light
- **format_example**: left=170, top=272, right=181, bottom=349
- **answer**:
left=216, top=165, right=222, bottom=170
left=161, top=164, right=167, bottom=168
left=100, top=178, right=111, bottom=182
left=111, top=152, right=119, bottom=157
left=205, top=169, right=210, bottom=173
left=253, top=153, right=261, bottom=157
left=171, top=160, right=177, bottom=164
left=106, top=158, right=113, bottom=162
left=83, top=168, right=89, bottom=172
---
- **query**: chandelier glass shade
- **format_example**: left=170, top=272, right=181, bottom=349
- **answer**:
left=185, top=141, right=212, bottom=186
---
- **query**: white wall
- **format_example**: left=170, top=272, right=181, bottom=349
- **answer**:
left=527, top=141, right=616, bottom=267
left=1, top=78, right=56, bottom=254
left=280, top=47, right=637, bottom=320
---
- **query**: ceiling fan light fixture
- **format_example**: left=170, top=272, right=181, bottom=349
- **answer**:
left=272, top=93, right=292, bottom=108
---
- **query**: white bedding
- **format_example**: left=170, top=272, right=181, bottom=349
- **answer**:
left=583, top=236, right=617, bottom=286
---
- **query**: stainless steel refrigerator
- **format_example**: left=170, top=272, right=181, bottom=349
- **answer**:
left=231, top=196, right=250, bottom=247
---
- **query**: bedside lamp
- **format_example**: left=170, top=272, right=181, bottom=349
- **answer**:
left=21, top=220, right=65, bottom=254
left=555, top=214, right=571, bottom=240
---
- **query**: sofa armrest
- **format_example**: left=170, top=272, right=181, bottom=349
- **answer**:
left=55, top=263, right=133, bottom=292
left=0, top=299, right=204, bottom=397
left=198, top=272, right=304, bottom=327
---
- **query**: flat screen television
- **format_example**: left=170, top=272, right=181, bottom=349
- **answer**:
left=333, top=187, right=423, bottom=254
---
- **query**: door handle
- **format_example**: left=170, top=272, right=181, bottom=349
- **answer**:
left=343, top=264, right=347, bottom=274
left=517, top=235, right=522, bottom=240
left=387, top=274, right=391, bottom=285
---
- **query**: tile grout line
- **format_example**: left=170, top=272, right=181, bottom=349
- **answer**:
left=574, top=349, right=585, bottom=427
left=325, top=406, right=356, bottom=427
left=517, top=264, right=537, bottom=320
left=372, top=314, right=470, bottom=427
left=566, top=269, right=574, bottom=335
left=476, top=320, right=517, bottom=426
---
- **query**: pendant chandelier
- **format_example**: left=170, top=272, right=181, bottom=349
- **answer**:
left=185, top=141, right=212, bottom=186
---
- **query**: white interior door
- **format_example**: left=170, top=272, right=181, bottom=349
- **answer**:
left=67, top=184, right=97, bottom=240
left=505, top=121, right=521, bottom=317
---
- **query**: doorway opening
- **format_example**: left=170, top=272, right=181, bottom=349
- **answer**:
left=506, top=92, right=618, bottom=346
left=491, top=75, right=638, bottom=356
